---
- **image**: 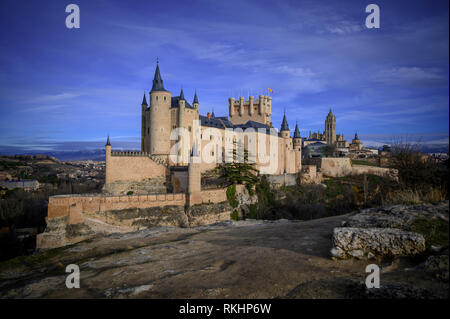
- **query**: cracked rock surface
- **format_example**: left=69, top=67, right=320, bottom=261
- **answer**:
left=0, top=216, right=447, bottom=298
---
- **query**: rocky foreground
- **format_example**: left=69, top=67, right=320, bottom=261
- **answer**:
left=0, top=202, right=448, bottom=299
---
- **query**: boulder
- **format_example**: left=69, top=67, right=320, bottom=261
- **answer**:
left=342, top=201, right=449, bottom=230
left=331, top=227, right=426, bottom=259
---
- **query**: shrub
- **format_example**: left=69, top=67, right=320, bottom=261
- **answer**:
left=226, top=184, right=239, bottom=208
left=409, top=218, right=449, bottom=250
left=230, top=210, right=239, bottom=221
left=384, top=189, right=422, bottom=205
left=127, top=191, right=134, bottom=196
left=247, top=204, right=258, bottom=219
left=390, top=140, right=448, bottom=195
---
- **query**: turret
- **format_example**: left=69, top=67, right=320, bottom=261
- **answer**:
left=293, top=121, right=302, bottom=150
left=141, top=93, right=148, bottom=152
left=258, top=95, right=264, bottom=115
left=293, top=122, right=302, bottom=172
left=105, top=135, right=111, bottom=184
left=193, top=90, right=199, bottom=110
left=178, top=88, right=186, bottom=164
left=149, top=61, right=172, bottom=155
left=228, top=97, right=235, bottom=116
left=239, top=96, right=244, bottom=116
left=325, top=108, right=336, bottom=145
left=280, top=113, right=290, bottom=138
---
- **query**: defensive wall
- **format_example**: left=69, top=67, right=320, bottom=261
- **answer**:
left=305, top=157, right=398, bottom=180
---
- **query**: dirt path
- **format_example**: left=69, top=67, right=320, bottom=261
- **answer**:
left=0, top=215, right=446, bottom=298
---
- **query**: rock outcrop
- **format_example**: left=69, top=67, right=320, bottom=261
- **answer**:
left=331, top=201, right=449, bottom=259
left=37, top=202, right=234, bottom=249
left=331, top=227, right=426, bottom=259
left=342, top=201, right=449, bottom=230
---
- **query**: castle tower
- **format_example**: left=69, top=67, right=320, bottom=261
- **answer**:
left=293, top=122, right=302, bottom=172
left=280, top=113, right=290, bottom=138
left=325, top=108, right=336, bottom=145
left=228, top=95, right=271, bottom=125
left=105, top=135, right=111, bottom=185
left=178, top=88, right=186, bottom=164
left=280, top=113, right=290, bottom=174
left=188, top=142, right=202, bottom=205
left=149, top=62, right=172, bottom=155
left=193, top=90, right=199, bottom=119
left=293, top=121, right=301, bottom=150
left=141, top=93, right=148, bottom=152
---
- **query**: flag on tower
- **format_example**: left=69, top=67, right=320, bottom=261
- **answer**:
left=268, top=87, right=273, bottom=94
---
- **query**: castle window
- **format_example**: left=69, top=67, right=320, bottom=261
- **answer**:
left=172, top=125, right=176, bottom=130
left=164, top=96, right=166, bottom=101
left=156, top=96, right=158, bottom=101
left=188, top=126, right=192, bottom=132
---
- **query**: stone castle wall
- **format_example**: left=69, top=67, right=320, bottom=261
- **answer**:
left=320, top=158, right=353, bottom=177
left=106, top=151, right=167, bottom=185
left=266, top=173, right=298, bottom=188
left=309, top=157, right=397, bottom=180
left=38, top=185, right=247, bottom=249
left=47, top=193, right=187, bottom=220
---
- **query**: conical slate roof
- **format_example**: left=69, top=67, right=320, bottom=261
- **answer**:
left=142, top=93, right=148, bottom=106
left=179, top=88, right=185, bottom=100
left=294, top=122, right=301, bottom=138
left=193, top=90, right=199, bottom=104
left=151, top=63, right=167, bottom=92
left=106, top=135, right=111, bottom=146
left=280, top=114, right=289, bottom=131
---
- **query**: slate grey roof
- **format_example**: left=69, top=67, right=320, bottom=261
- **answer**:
left=308, top=142, right=327, bottom=147
left=294, top=122, right=301, bottom=138
left=106, top=135, right=111, bottom=146
left=142, top=93, right=148, bottom=106
left=171, top=96, right=194, bottom=109
left=179, top=88, right=185, bottom=100
left=199, top=116, right=272, bottom=134
left=199, top=115, right=229, bottom=128
left=151, top=63, right=167, bottom=92
left=280, top=114, right=289, bottom=131
left=193, top=90, right=199, bottom=104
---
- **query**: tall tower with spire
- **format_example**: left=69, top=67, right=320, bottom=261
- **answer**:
left=149, top=61, right=172, bottom=155
left=293, top=121, right=301, bottom=150
left=280, top=113, right=290, bottom=139
left=141, top=93, right=148, bottom=152
left=325, top=108, right=336, bottom=145
left=293, top=121, right=302, bottom=172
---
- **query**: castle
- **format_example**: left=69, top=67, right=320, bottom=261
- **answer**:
left=104, top=62, right=356, bottom=197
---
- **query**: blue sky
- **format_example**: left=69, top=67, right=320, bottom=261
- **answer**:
left=0, top=0, right=448, bottom=151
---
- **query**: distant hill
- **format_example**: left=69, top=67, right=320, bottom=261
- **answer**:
left=0, top=141, right=140, bottom=161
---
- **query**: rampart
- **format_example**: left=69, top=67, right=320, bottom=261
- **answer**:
left=37, top=185, right=247, bottom=249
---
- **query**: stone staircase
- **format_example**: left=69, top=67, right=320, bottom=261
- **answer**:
left=149, top=154, right=170, bottom=168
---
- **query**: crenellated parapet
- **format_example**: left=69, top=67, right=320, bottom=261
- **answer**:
left=111, top=151, right=150, bottom=157
left=228, top=95, right=272, bottom=125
